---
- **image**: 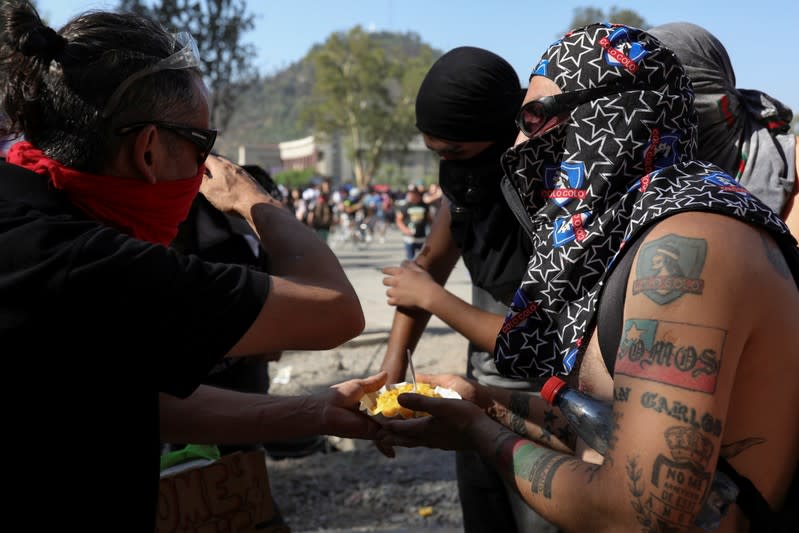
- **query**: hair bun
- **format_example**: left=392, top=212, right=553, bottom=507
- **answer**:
left=19, top=25, right=67, bottom=62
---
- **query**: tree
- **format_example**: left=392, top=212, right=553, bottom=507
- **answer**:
left=566, top=5, right=649, bottom=34
left=118, top=0, right=257, bottom=132
left=301, top=26, right=435, bottom=189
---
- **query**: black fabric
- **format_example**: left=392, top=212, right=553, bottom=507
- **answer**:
left=0, top=161, right=269, bottom=531
left=442, top=138, right=536, bottom=301
left=171, top=192, right=274, bottom=454
left=467, top=285, right=540, bottom=391
left=715, top=457, right=774, bottom=532
left=415, top=46, right=524, bottom=142
left=173, top=193, right=270, bottom=272
left=399, top=201, right=430, bottom=239
left=596, top=224, right=656, bottom=372
left=310, top=197, right=334, bottom=230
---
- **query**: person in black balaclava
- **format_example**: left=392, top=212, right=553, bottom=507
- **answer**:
left=379, top=46, right=557, bottom=533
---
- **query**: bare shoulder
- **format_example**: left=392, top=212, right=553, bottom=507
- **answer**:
left=627, top=212, right=797, bottom=345
left=640, top=211, right=792, bottom=289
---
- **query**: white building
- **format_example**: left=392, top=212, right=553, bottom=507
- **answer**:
left=235, top=133, right=439, bottom=185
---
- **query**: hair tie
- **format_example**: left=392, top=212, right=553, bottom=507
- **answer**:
left=19, top=25, right=67, bottom=62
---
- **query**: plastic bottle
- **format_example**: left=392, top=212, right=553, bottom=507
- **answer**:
left=540, top=376, right=614, bottom=455
left=541, top=376, right=738, bottom=531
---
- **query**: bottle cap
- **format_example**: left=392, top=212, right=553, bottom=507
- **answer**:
left=540, top=376, right=567, bottom=405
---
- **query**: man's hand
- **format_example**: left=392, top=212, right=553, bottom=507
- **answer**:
left=382, top=260, right=438, bottom=309
left=202, top=154, right=281, bottom=215
left=313, top=371, right=389, bottom=441
left=378, top=392, right=488, bottom=450
left=413, top=373, right=482, bottom=405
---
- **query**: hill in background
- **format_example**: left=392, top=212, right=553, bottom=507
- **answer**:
left=214, top=31, right=442, bottom=160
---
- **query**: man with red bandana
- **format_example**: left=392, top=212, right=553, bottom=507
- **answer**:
left=0, top=2, right=386, bottom=530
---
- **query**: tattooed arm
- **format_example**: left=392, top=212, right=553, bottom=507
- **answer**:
left=384, top=212, right=785, bottom=532
left=484, top=388, right=576, bottom=453
left=603, top=212, right=771, bottom=531
left=410, top=372, right=576, bottom=453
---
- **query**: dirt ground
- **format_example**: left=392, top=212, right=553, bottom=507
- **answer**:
left=264, top=330, right=469, bottom=533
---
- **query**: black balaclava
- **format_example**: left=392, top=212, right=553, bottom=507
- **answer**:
left=416, top=46, right=531, bottom=301
left=494, top=24, right=794, bottom=379
left=416, top=46, right=522, bottom=142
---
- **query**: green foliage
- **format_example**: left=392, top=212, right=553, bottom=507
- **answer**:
left=566, top=5, right=649, bottom=35
left=272, top=167, right=316, bottom=189
left=300, top=26, right=437, bottom=188
left=117, top=0, right=257, bottom=132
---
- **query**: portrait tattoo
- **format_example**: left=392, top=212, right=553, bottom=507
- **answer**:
left=632, top=234, right=706, bottom=305
left=617, top=319, right=724, bottom=393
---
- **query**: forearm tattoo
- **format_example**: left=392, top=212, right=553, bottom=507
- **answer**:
left=492, top=428, right=577, bottom=501
left=508, top=391, right=531, bottom=438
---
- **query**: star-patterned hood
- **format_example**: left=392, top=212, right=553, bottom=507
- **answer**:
left=493, top=23, right=793, bottom=380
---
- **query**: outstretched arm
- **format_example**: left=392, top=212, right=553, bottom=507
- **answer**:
left=161, top=372, right=388, bottom=444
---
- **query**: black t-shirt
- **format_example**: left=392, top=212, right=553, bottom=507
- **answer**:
left=399, top=201, right=430, bottom=240
left=0, top=162, right=269, bottom=530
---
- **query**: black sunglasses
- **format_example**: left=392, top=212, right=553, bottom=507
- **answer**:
left=515, top=83, right=647, bottom=138
left=115, top=121, right=218, bottom=165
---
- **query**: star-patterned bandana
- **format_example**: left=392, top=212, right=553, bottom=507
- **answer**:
left=494, top=23, right=794, bottom=379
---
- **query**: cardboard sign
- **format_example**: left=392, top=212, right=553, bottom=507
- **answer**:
left=157, top=451, right=289, bottom=533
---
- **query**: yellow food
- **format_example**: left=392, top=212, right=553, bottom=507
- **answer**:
left=375, top=382, right=440, bottom=418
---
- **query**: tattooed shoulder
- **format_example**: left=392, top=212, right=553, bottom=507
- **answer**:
left=632, top=233, right=707, bottom=305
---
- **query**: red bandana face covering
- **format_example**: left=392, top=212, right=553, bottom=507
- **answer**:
left=7, top=141, right=203, bottom=245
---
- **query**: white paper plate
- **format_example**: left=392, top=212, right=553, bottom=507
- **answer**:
left=359, top=381, right=461, bottom=419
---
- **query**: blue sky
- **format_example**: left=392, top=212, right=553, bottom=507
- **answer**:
left=36, top=0, right=799, bottom=114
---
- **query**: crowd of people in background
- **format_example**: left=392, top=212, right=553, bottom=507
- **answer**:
left=280, top=179, right=441, bottom=248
